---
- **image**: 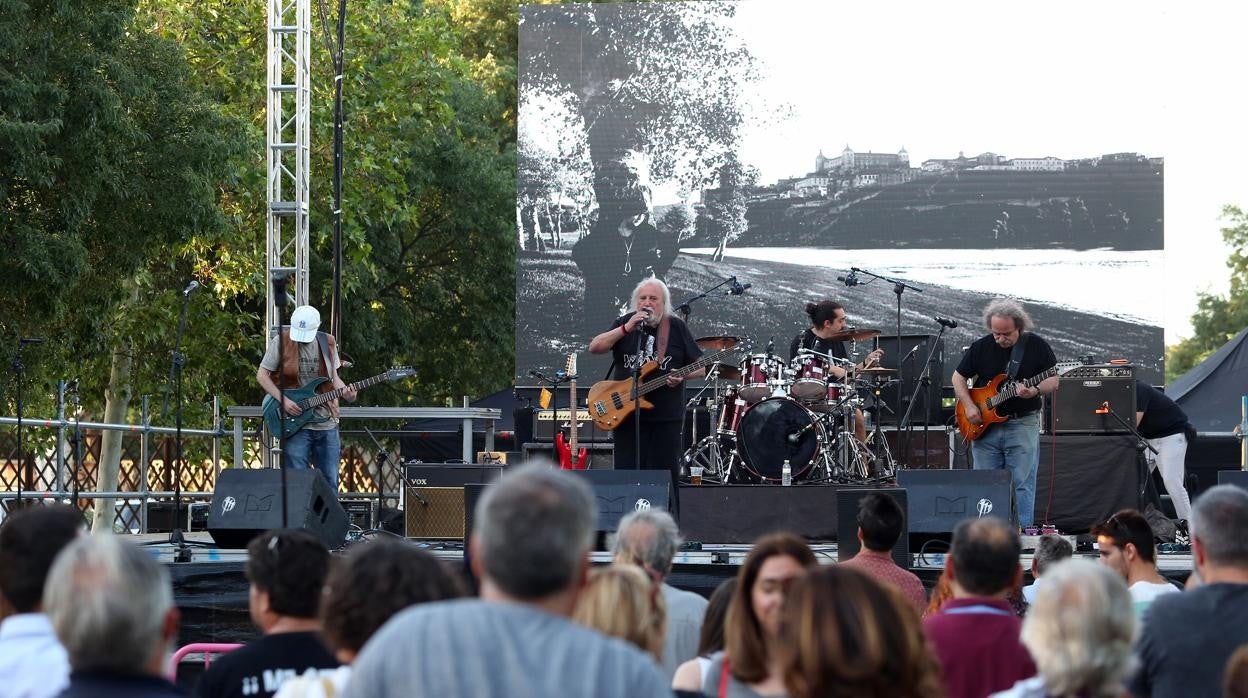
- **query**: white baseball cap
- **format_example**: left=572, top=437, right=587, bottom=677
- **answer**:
left=289, top=305, right=320, bottom=343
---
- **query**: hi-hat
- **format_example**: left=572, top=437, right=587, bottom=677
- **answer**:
left=828, top=327, right=881, bottom=342
left=696, top=335, right=739, bottom=350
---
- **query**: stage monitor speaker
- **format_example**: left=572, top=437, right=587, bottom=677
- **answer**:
left=208, top=469, right=348, bottom=549
left=836, top=488, right=909, bottom=569
left=1051, top=376, right=1136, bottom=434
left=1218, top=470, right=1248, bottom=491
left=571, top=469, right=672, bottom=532
left=897, top=469, right=1014, bottom=531
left=876, top=334, right=944, bottom=425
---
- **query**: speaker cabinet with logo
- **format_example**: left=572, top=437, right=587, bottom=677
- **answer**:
left=836, top=488, right=909, bottom=569
left=208, top=469, right=349, bottom=549
left=1218, top=469, right=1248, bottom=491
left=1051, top=376, right=1136, bottom=434
left=897, top=469, right=1014, bottom=531
left=571, top=470, right=672, bottom=532
left=403, top=465, right=503, bottom=540
left=876, top=334, right=944, bottom=425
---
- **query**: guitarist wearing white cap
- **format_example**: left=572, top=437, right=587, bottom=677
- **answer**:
left=256, top=305, right=357, bottom=491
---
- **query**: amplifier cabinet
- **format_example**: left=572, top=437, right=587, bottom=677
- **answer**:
left=404, top=487, right=467, bottom=539
left=1051, top=376, right=1136, bottom=434
left=402, top=464, right=504, bottom=487
left=532, top=409, right=611, bottom=443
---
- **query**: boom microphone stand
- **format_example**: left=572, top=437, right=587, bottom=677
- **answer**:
left=845, top=267, right=923, bottom=429
left=270, top=269, right=296, bottom=528
left=161, top=281, right=198, bottom=553
left=12, top=337, right=41, bottom=510
left=674, top=275, right=750, bottom=321
left=898, top=320, right=951, bottom=469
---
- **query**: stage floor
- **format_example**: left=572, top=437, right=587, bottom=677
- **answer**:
left=146, top=532, right=1194, bottom=647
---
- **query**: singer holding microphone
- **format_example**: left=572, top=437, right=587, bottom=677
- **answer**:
left=589, top=279, right=704, bottom=486
left=790, top=300, right=884, bottom=441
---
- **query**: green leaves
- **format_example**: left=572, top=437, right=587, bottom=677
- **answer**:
left=1167, top=205, right=1248, bottom=381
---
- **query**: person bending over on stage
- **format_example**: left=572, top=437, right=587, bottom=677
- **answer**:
left=952, top=298, right=1058, bottom=528
left=790, top=300, right=884, bottom=441
left=589, top=278, right=704, bottom=479
left=256, top=304, right=356, bottom=491
left=1136, top=382, right=1195, bottom=523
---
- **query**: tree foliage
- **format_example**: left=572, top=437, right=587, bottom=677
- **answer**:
left=1167, top=205, right=1248, bottom=381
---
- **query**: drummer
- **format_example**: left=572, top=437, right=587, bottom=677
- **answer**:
left=790, top=300, right=883, bottom=440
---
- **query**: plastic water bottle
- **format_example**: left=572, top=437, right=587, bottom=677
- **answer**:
left=781, top=459, right=792, bottom=487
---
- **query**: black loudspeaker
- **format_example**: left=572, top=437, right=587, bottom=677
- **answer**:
left=208, top=469, right=349, bottom=549
left=1218, top=470, right=1248, bottom=491
left=571, top=470, right=672, bottom=532
left=1051, top=376, right=1136, bottom=434
left=897, top=469, right=1014, bottom=531
left=836, top=488, right=909, bottom=569
left=876, top=334, right=944, bottom=425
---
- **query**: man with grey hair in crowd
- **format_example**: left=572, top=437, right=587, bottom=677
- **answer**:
left=1130, top=485, right=1248, bottom=697
left=952, top=298, right=1059, bottom=528
left=343, top=464, right=670, bottom=697
left=613, top=508, right=707, bottom=679
left=43, top=534, right=183, bottom=697
left=1022, top=533, right=1073, bottom=603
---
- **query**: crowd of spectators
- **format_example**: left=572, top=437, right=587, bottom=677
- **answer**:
left=2, top=468, right=1247, bottom=698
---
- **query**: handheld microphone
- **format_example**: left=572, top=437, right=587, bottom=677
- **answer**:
left=183, top=280, right=200, bottom=296
left=935, top=316, right=958, bottom=329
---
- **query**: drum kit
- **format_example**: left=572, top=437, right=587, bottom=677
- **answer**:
left=683, top=329, right=901, bottom=486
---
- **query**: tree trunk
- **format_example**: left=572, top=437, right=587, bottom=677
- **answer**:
left=92, top=341, right=133, bottom=533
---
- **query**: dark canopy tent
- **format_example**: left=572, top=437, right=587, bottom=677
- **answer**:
left=1169, top=326, right=1248, bottom=433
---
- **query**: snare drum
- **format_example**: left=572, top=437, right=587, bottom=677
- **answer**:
left=789, top=354, right=829, bottom=400
left=716, top=389, right=749, bottom=436
left=807, top=382, right=848, bottom=413
left=739, top=354, right=785, bottom=403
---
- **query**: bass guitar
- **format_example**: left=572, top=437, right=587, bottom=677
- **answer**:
left=955, top=362, right=1078, bottom=442
left=262, top=366, right=415, bottom=438
left=554, top=353, right=589, bottom=470
left=587, top=347, right=738, bottom=431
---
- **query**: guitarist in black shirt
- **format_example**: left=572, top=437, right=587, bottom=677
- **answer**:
left=952, top=298, right=1058, bottom=528
left=256, top=305, right=357, bottom=491
left=588, top=278, right=704, bottom=482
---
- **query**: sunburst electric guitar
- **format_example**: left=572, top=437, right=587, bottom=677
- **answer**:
left=587, top=347, right=738, bottom=431
left=955, top=362, right=1078, bottom=442
left=554, top=353, right=588, bottom=470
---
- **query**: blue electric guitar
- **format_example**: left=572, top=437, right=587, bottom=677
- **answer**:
left=262, top=366, right=414, bottom=437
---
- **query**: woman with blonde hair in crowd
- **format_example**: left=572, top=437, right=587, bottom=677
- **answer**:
left=573, top=564, right=666, bottom=662
left=779, top=566, right=944, bottom=698
left=991, top=558, right=1135, bottom=698
left=674, top=532, right=816, bottom=697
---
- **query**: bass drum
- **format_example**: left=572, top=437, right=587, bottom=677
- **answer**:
left=738, top=397, right=824, bottom=482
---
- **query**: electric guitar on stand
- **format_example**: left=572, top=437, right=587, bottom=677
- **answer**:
left=554, top=353, right=588, bottom=470
left=955, top=362, right=1079, bottom=442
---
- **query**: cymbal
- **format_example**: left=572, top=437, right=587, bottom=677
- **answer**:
left=708, top=363, right=742, bottom=381
left=696, top=335, right=739, bottom=350
left=827, top=327, right=882, bottom=342
left=855, top=366, right=897, bottom=376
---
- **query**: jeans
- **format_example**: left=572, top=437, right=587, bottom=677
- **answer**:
left=283, top=427, right=341, bottom=492
left=971, top=411, right=1040, bottom=527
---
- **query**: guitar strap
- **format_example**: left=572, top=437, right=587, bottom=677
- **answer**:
left=315, top=331, right=338, bottom=382
left=655, top=315, right=671, bottom=365
left=1006, top=332, right=1027, bottom=380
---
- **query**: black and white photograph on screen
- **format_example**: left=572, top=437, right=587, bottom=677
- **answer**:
left=516, top=0, right=1173, bottom=390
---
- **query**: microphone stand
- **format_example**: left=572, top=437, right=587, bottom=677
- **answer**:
left=674, top=275, right=739, bottom=321
left=898, top=323, right=949, bottom=469
left=361, top=425, right=389, bottom=530
left=848, top=266, right=923, bottom=431
left=528, top=369, right=571, bottom=458
left=161, top=285, right=194, bottom=554
left=270, top=271, right=294, bottom=529
left=632, top=334, right=647, bottom=471
left=1099, top=402, right=1160, bottom=510
left=12, top=338, right=40, bottom=510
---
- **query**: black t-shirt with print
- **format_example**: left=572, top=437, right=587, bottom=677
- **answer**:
left=608, top=314, right=702, bottom=422
left=955, top=333, right=1057, bottom=418
left=193, top=631, right=339, bottom=698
